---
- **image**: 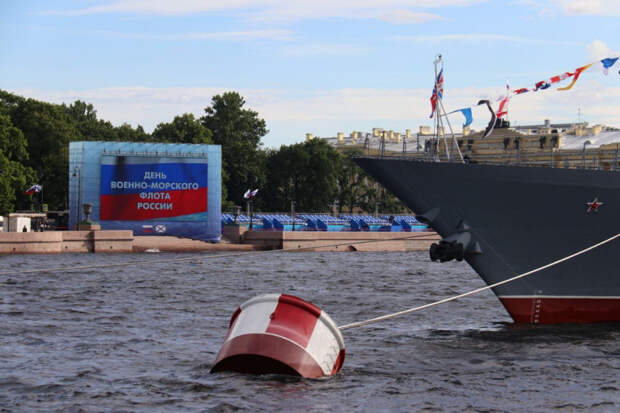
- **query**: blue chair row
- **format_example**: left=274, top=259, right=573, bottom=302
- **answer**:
left=380, top=215, right=427, bottom=232
left=382, top=215, right=421, bottom=224
left=222, top=212, right=428, bottom=232
left=221, top=213, right=264, bottom=229
left=255, top=214, right=307, bottom=231
left=338, top=215, right=388, bottom=231
left=222, top=213, right=250, bottom=224
left=299, top=214, right=350, bottom=231
left=299, top=214, right=348, bottom=225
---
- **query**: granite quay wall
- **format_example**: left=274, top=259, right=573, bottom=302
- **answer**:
left=241, top=230, right=440, bottom=252
left=0, top=229, right=440, bottom=254
left=0, top=231, right=134, bottom=254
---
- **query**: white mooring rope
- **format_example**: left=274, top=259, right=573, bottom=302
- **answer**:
left=338, top=233, right=620, bottom=330
left=0, top=233, right=438, bottom=276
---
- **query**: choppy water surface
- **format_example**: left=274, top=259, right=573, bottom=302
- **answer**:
left=1, top=251, right=619, bottom=412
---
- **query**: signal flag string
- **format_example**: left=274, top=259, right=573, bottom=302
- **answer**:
left=338, top=233, right=620, bottom=330
left=442, top=56, right=619, bottom=128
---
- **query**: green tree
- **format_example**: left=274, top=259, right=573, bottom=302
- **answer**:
left=374, top=185, right=408, bottom=214
left=7, top=98, right=80, bottom=210
left=263, top=139, right=340, bottom=212
left=334, top=147, right=372, bottom=213
left=0, top=114, right=37, bottom=214
left=152, top=113, right=213, bottom=144
left=333, top=147, right=407, bottom=214
left=201, top=92, right=267, bottom=207
left=0, top=90, right=25, bottom=117
left=63, top=100, right=118, bottom=141
left=64, top=100, right=97, bottom=123
left=64, top=100, right=152, bottom=142
left=115, top=123, right=150, bottom=142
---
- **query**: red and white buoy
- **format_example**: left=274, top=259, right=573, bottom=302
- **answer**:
left=211, top=293, right=345, bottom=378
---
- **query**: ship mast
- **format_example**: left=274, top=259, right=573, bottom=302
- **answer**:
left=433, top=55, right=464, bottom=163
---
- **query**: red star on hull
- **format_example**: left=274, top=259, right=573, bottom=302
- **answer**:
left=586, top=197, right=603, bottom=212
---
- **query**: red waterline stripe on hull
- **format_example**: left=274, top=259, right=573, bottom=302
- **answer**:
left=500, top=297, right=620, bottom=324
left=211, top=333, right=325, bottom=378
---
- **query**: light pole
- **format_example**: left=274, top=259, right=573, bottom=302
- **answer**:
left=233, top=205, right=241, bottom=224
left=72, top=166, right=81, bottom=228
left=248, top=199, right=253, bottom=231
left=582, top=140, right=592, bottom=168
left=380, top=131, right=386, bottom=157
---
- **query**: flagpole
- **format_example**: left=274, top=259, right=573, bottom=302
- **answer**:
left=433, top=55, right=447, bottom=161
left=438, top=98, right=464, bottom=162
left=434, top=55, right=464, bottom=163
left=249, top=199, right=253, bottom=231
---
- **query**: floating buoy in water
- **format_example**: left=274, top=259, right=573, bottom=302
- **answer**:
left=211, top=293, right=345, bottom=378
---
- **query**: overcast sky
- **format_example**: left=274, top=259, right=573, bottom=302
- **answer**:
left=1, top=0, right=619, bottom=147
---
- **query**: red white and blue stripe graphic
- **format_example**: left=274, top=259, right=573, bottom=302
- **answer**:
left=100, top=156, right=207, bottom=221
left=212, top=294, right=346, bottom=378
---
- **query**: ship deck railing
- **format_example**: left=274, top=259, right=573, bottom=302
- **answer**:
left=362, top=145, right=620, bottom=171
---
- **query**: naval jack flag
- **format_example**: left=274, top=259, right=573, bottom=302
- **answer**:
left=429, top=68, right=444, bottom=119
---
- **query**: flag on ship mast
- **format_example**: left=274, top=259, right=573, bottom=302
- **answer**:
left=429, top=68, right=444, bottom=119
left=558, top=63, right=593, bottom=91
left=442, top=54, right=619, bottom=130
left=534, top=80, right=551, bottom=91
left=601, top=57, right=618, bottom=75
left=477, top=100, right=497, bottom=138
left=447, top=108, right=473, bottom=127
left=549, top=72, right=573, bottom=84
left=496, top=83, right=511, bottom=118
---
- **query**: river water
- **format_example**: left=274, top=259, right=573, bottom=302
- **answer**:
left=1, top=251, right=619, bottom=412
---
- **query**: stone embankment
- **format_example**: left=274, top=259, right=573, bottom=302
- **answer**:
left=0, top=231, right=133, bottom=254
left=0, top=228, right=439, bottom=254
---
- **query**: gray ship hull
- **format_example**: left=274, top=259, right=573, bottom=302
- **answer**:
left=355, top=157, right=620, bottom=323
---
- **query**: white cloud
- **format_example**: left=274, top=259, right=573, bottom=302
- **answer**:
left=520, top=0, right=620, bottom=17
left=586, top=40, right=619, bottom=61
left=378, top=10, right=442, bottom=24
left=393, top=33, right=581, bottom=46
left=531, top=0, right=620, bottom=16
left=44, top=0, right=487, bottom=23
left=35, top=27, right=294, bottom=42
left=16, top=86, right=228, bottom=130
left=176, top=30, right=293, bottom=41
left=13, top=80, right=619, bottom=148
left=558, top=0, right=603, bottom=15
left=280, top=43, right=368, bottom=57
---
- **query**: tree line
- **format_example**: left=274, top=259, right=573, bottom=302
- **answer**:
left=0, top=89, right=406, bottom=216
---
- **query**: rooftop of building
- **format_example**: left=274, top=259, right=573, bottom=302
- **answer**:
left=311, top=119, right=620, bottom=151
